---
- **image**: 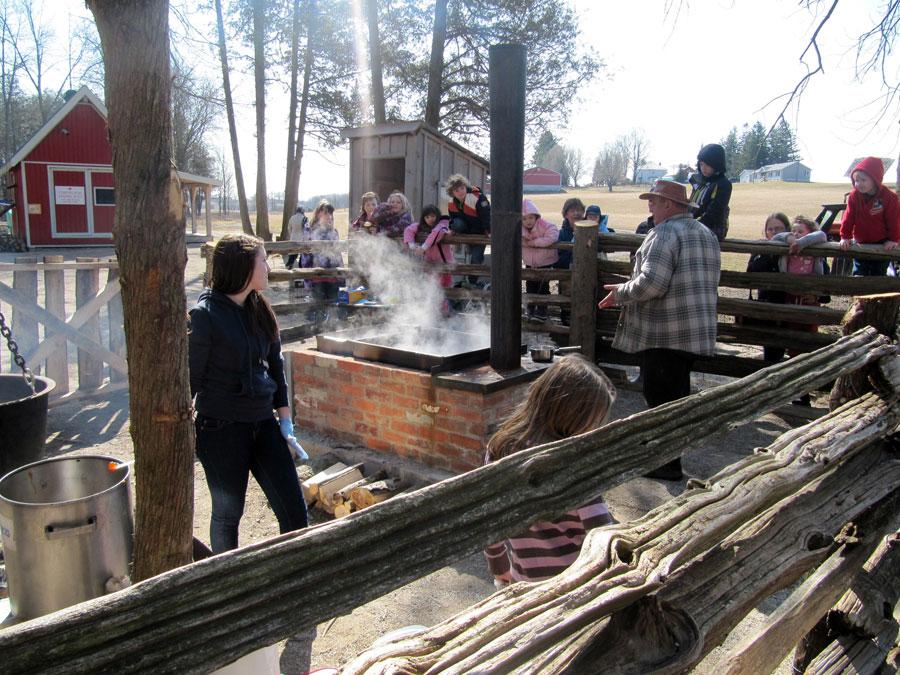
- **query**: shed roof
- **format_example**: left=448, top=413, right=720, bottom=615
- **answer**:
left=1, top=86, right=108, bottom=175
left=343, top=120, right=489, bottom=167
left=758, top=161, right=809, bottom=172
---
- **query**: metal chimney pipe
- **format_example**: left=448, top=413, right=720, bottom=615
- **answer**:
left=488, top=44, right=526, bottom=371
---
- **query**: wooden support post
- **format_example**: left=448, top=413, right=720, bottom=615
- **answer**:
left=107, top=258, right=126, bottom=384
left=190, top=186, right=198, bottom=234
left=11, top=255, right=38, bottom=373
left=488, top=43, right=526, bottom=371
left=205, top=185, right=212, bottom=238
left=43, top=255, right=69, bottom=395
left=75, top=257, right=102, bottom=390
left=570, top=221, right=599, bottom=361
left=829, top=292, right=900, bottom=409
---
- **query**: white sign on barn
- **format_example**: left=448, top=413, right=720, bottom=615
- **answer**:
left=54, top=185, right=86, bottom=205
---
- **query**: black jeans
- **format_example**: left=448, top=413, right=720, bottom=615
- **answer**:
left=640, top=348, right=695, bottom=408
left=196, top=415, right=308, bottom=553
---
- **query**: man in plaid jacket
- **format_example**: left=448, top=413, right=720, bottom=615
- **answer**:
left=598, top=179, right=720, bottom=480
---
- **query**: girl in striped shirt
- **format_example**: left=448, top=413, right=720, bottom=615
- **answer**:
left=485, top=355, right=617, bottom=585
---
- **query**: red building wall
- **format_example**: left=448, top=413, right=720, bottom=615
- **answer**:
left=12, top=101, right=115, bottom=245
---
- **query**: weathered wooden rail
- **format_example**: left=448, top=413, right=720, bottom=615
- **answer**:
left=0, top=327, right=894, bottom=673
left=0, top=256, right=127, bottom=404
left=252, top=231, right=900, bottom=380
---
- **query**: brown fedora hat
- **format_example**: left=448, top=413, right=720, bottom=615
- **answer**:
left=638, top=179, right=692, bottom=207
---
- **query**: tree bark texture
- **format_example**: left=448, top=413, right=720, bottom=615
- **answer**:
left=721, top=511, right=899, bottom=674
left=424, top=0, right=448, bottom=128
left=830, top=292, right=900, bottom=409
left=279, top=0, right=302, bottom=239
left=571, top=222, right=599, bottom=361
left=214, top=0, right=252, bottom=234
left=366, top=0, right=385, bottom=123
left=793, top=528, right=900, bottom=673
left=252, top=0, right=269, bottom=240
left=86, top=0, right=194, bottom=581
left=0, top=329, right=893, bottom=673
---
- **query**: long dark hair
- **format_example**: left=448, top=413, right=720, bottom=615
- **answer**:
left=486, top=354, right=616, bottom=462
left=420, top=204, right=442, bottom=227
left=210, top=234, right=278, bottom=341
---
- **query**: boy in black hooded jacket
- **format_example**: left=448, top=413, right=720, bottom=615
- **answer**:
left=689, top=143, right=732, bottom=241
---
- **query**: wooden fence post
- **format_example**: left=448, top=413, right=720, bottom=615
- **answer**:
left=107, top=257, right=126, bottom=383
left=11, top=255, right=38, bottom=373
left=571, top=221, right=599, bottom=361
left=829, top=292, right=900, bottom=409
left=43, top=255, right=69, bottom=395
left=75, top=257, right=102, bottom=390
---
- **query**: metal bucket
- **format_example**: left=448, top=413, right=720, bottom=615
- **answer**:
left=0, top=454, right=133, bottom=620
left=0, top=374, right=55, bottom=476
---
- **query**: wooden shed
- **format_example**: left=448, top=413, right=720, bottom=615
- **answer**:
left=344, top=121, right=489, bottom=221
left=0, top=86, right=219, bottom=247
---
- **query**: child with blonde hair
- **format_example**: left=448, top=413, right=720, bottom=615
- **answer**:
left=485, top=355, right=617, bottom=584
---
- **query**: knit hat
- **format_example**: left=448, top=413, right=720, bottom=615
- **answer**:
left=522, top=198, right=540, bottom=216
left=851, top=157, right=885, bottom=188
left=585, top=205, right=601, bottom=218
left=697, top=143, right=727, bottom=174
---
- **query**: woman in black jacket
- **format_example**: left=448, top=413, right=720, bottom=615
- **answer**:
left=189, top=234, right=308, bottom=553
left=689, top=143, right=732, bottom=241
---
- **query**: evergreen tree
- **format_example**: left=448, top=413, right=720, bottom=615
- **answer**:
left=531, top=130, right=558, bottom=168
left=740, top=121, right=769, bottom=170
left=720, top=127, right=742, bottom=178
left=766, top=119, right=801, bottom=164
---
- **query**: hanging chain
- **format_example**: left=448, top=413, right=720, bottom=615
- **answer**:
left=0, top=307, right=35, bottom=392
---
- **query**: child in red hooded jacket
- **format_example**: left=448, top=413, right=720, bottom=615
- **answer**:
left=839, top=156, right=899, bottom=276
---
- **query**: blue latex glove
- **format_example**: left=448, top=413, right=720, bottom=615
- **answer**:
left=278, top=417, right=308, bottom=461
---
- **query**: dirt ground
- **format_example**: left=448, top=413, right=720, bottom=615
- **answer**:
left=0, top=202, right=830, bottom=672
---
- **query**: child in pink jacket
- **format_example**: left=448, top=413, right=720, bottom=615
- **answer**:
left=522, top=199, right=559, bottom=321
left=404, top=205, right=453, bottom=315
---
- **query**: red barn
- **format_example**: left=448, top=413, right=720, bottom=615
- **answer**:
left=1, top=86, right=218, bottom=247
left=1, top=88, right=116, bottom=246
left=523, top=166, right=562, bottom=193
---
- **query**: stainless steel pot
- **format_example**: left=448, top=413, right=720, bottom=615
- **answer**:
left=0, top=455, right=133, bottom=620
left=529, top=346, right=582, bottom=363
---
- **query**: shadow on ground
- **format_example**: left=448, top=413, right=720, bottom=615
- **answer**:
left=44, top=388, right=131, bottom=458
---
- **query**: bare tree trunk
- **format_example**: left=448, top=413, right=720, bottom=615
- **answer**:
left=424, top=0, right=447, bottom=129
left=86, top=0, right=194, bottom=581
left=253, top=0, right=270, bottom=240
left=291, top=0, right=315, bottom=198
left=366, top=0, right=385, bottom=123
left=214, top=0, right=252, bottom=234
left=280, top=0, right=302, bottom=241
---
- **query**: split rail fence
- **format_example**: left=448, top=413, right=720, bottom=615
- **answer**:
left=0, top=323, right=896, bottom=673
left=0, top=256, right=127, bottom=405
left=252, top=231, right=900, bottom=378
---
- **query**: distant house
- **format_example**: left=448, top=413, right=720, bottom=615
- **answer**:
left=740, top=161, right=812, bottom=183
left=523, top=166, right=562, bottom=193
left=634, top=166, right=667, bottom=184
left=0, top=86, right=219, bottom=246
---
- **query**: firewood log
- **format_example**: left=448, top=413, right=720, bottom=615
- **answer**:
left=349, top=478, right=404, bottom=510
left=335, top=470, right=387, bottom=504
left=315, top=463, right=364, bottom=512
left=300, top=462, right=348, bottom=505
left=334, top=503, right=353, bottom=519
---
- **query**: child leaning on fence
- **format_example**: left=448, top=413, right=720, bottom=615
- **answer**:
left=404, top=205, right=453, bottom=316
left=839, top=156, right=900, bottom=276
left=772, top=215, right=827, bottom=363
left=744, top=212, right=791, bottom=363
left=484, top=355, right=616, bottom=586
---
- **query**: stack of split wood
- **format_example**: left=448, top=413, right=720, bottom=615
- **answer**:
left=301, top=462, right=406, bottom=519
